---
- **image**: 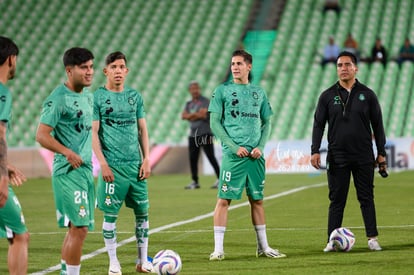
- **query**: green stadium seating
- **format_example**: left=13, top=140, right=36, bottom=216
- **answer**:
left=1, top=0, right=413, bottom=147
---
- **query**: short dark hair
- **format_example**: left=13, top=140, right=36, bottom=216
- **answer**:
left=63, top=47, right=94, bottom=67
left=0, top=36, right=19, bottom=65
left=232, top=49, right=253, bottom=65
left=105, top=51, right=127, bottom=66
left=336, top=51, right=357, bottom=65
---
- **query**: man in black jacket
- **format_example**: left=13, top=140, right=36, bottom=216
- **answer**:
left=311, top=51, right=387, bottom=252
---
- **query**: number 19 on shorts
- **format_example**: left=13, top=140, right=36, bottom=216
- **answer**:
left=221, top=170, right=232, bottom=182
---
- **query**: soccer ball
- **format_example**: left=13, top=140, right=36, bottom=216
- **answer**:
left=329, top=227, right=356, bottom=252
left=152, top=249, right=182, bottom=275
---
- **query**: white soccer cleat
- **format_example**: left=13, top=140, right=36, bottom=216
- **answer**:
left=368, top=238, right=382, bottom=251
left=108, top=262, right=122, bottom=275
left=209, top=251, right=225, bottom=261
left=256, top=247, right=287, bottom=258
left=323, top=241, right=336, bottom=252
left=136, top=261, right=154, bottom=273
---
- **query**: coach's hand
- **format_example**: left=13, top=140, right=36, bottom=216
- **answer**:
left=311, top=153, right=321, bottom=169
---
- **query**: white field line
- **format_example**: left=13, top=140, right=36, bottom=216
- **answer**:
left=30, top=182, right=327, bottom=275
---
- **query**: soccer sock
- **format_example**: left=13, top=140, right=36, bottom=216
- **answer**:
left=66, top=264, right=80, bottom=275
left=213, top=226, right=226, bottom=253
left=135, top=214, right=149, bottom=263
left=60, top=259, right=67, bottom=275
left=255, top=225, right=269, bottom=250
left=103, top=214, right=118, bottom=264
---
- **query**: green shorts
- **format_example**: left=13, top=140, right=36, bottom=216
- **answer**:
left=217, top=154, right=266, bottom=200
left=52, top=165, right=95, bottom=230
left=96, top=164, right=149, bottom=215
left=0, top=185, right=28, bottom=238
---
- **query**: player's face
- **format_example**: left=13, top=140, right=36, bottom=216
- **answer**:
left=8, top=55, right=17, bottom=80
left=336, top=56, right=357, bottom=82
left=68, top=60, right=94, bottom=88
left=103, top=59, right=128, bottom=87
left=231, top=55, right=251, bottom=84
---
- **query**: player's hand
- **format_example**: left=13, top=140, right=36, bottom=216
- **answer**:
left=250, top=148, right=262, bottom=159
left=311, top=153, right=321, bottom=169
left=139, top=158, right=151, bottom=180
left=0, top=175, right=9, bottom=207
left=7, top=164, right=26, bottom=186
left=236, top=147, right=250, bottom=158
left=65, top=150, right=83, bottom=169
left=101, top=164, right=114, bottom=183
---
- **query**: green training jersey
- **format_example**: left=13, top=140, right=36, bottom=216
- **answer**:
left=208, top=81, right=273, bottom=154
left=39, top=84, right=93, bottom=175
left=93, top=86, right=145, bottom=166
left=0, top=83, right=12, bottom=128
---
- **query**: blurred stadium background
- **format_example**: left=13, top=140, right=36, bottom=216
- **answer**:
left=1, top=0, right=413, bottom=176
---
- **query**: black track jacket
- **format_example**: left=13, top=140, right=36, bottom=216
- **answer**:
left=311, top=79, right=386, bottom=163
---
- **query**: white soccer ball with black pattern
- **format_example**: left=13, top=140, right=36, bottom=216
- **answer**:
left=329, top=227, right=356, bottom=252
left=153, top=249, right=182, bottom=275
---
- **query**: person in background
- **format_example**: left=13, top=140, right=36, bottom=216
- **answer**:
left=36, top=47, right=95, bottom=275
left=311, top=51, right=387, bottom=252
left=343, top=33, right=359, bottom=61
left=371, top=37, right=387, bottom=66
left=208, top=49, right=286, bottom=261
left=397, top=37, right=414, bottom=65
left=322, top=36, right=340, bottom=66
left=182, top=81, right=220, bottom=190
left=92, top=51, right=153, bottom=274
left=0, top=35, right=29, bottom=275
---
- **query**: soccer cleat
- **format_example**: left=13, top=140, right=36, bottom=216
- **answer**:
left=108, top=262, right=122, bottom=275
left=211, top=179, right=219, bottom=189
left=185, top=181, right=200, bottom=189
left=323, top=241, right=336, bottom=252
left=368, top=238, right=382, bottom=251
left=209, top=251, right=225, bottom=261
left=256, top=247, right=287, bottom=258
left=136, top=261, right=154, bottom=273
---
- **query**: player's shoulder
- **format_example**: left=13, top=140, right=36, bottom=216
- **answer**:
left=0, top=83, right=11, bottom=97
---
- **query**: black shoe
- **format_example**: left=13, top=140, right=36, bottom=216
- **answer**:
left=211, top=180, right=219, bottom=189
left=185, top=181, right=200, bottom=189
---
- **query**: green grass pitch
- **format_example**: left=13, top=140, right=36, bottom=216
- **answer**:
left=1, top=171, right=413, bottom=274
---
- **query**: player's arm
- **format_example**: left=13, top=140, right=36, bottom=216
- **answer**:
left=251, top=117, right=271, bottom=159
left=7, top=163, right=26, bottom=186
left=138, top=118, right=151, bottom=180
left=0, top=121, right=9, bottom=207
left=92, top=120, right=114, bottom=182
left=210, top=112, right=249, bottom=157
left=35, top=123, right=83, bottom=169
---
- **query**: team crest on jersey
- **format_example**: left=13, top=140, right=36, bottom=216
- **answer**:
left=128, top=97, right=136, bottom=106
left=359, top=94, right=365, bottom=101
left=79, top=206, right=87, bottom=218
left=333, top=95, right=341, bottom=105
left=104, top=196, right=112, bottom=206
left=221, top=183, right=228, bottom=192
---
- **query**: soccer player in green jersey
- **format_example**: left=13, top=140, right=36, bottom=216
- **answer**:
left=36, top=47, right=94, bottom=275
left=92, top=52, right=152, bottom=274
left=208, top=50, right=286, bottom=260
left=0, top=36, right=29, bottom=275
